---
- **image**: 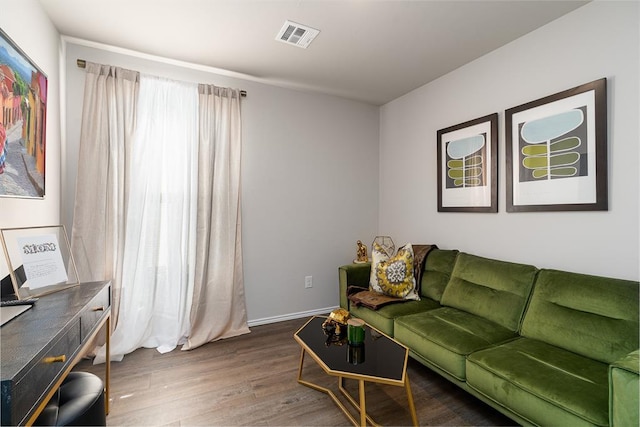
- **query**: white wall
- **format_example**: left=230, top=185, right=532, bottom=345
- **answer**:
left=62, top=42, right=379, bottom=324
left=379, top=1, right=639, bottom=281
left=0, top=0, right=61, bottom=276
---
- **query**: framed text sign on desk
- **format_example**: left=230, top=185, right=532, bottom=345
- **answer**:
left=1, top=281, right=111, bottom=426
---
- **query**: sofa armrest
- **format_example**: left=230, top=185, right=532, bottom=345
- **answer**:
left=609, top=349, right=639, bottom=427
left=338, top=263, right=371, bottom=309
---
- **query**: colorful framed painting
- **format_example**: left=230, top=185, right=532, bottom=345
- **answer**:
left=437, top=113, right=498, bottom=212
left=506, top=78, right=607, bottom=212
left=0, top=28, right=48, bottom=198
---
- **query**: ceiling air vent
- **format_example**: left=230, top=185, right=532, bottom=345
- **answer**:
left=276, top=20, right=320, bottom=49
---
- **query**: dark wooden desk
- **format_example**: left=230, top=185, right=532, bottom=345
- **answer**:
left=1, top=281, right=111, bottom=426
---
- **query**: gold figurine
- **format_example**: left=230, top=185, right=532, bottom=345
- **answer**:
left=355, top=240, right=368, bottom=263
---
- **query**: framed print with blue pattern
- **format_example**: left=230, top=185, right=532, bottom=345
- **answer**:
left=506, top=79, right=607, bottom=212
left=437, top=113, right=498, bottom=213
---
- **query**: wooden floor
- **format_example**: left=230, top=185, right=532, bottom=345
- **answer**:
left=75, top=317, right=514, bottom=426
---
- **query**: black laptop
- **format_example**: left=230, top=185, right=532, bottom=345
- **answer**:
left=1, top=265, right=26, bottom=301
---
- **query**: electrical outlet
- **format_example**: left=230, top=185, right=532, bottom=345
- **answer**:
left=305, top=276, right=313, bottom=288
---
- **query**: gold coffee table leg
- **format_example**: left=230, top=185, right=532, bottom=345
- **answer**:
left=358, top=380, right=366, bottom=426
left=297, top=348, right=306, bottom=381
left=338, top=378, right=379, bottom=427
left=405, top=376, right=418, bottom=427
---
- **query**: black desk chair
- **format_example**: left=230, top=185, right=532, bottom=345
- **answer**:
left=35, top=372, right=106, bottom=426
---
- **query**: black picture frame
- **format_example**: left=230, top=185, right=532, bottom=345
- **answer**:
left=437, top=113, right=498, bottom=213
left=505, top=78, right=607, bottom=212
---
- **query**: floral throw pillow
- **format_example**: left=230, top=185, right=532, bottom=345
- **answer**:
left=370, top=243, right=420, bottom=300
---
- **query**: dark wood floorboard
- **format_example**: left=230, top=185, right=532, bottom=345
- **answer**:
left=75, top=318, right=515, bottom=426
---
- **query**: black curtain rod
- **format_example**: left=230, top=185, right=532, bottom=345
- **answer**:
left=76, top=59, right=247, bottom=98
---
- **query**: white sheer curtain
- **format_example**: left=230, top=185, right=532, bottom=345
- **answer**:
left=96, top=76, right=199, bottom=362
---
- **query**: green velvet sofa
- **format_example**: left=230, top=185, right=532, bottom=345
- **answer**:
left=338, top=249, right=639, bottom=426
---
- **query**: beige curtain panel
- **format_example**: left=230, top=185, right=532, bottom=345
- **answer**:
left=184, top=85, right=249, bottom=350
left=71, top=62, right=139, bottom=329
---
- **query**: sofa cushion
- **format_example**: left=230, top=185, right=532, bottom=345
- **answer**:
left=440, top=253, right=538, bottom=332
left=609, top=350, right=640, bottom=427
left=394, top=307, right=518, bottom=380
left=419, top=249, right=458, bottom=301
left=350, top=298, right=440, bottom=337
left=467, top=337, right=610, bottom=426
left=370, top=243, right=420, bottom=300
left=521, top=269, right=639, bottom=364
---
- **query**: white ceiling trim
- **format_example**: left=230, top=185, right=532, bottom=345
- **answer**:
left=61, top=35, right=343, bottom=100
left=62, top=35, right=260, bottom=79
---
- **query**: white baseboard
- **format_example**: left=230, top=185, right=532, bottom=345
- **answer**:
left=247, top=306, right=338, bottom=327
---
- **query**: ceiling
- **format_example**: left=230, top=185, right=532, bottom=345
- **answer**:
left=38, top=0, right=589, bottom=105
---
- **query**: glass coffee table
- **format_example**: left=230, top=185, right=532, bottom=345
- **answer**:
left=294, top=316, right=418, bottom=426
